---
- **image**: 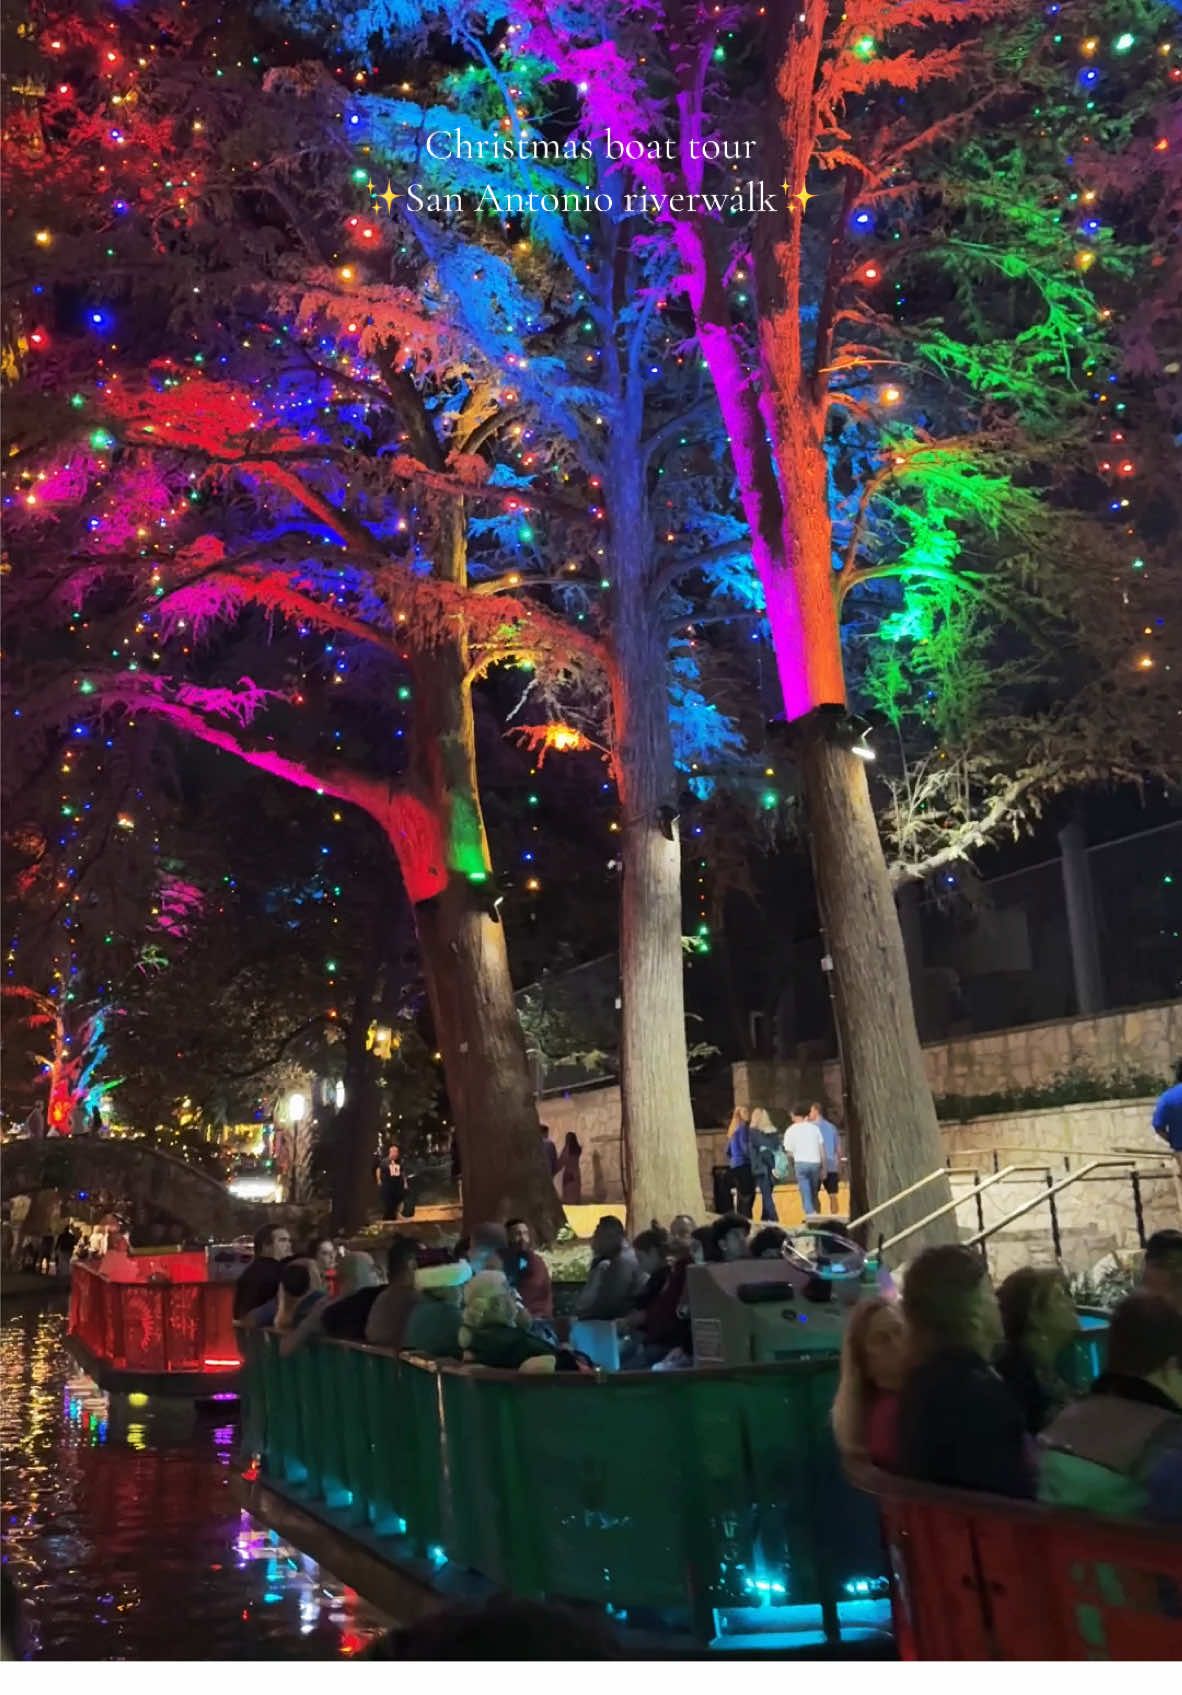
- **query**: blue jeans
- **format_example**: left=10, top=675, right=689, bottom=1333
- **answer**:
left=795, top=1164, right=822, bottom=1216
left=756, top=1171, right=778, bottom=1222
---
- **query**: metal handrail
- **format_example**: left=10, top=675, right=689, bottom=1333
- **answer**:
left=880, top=1166, right=1026, bottom=1254
left=847, top=1150, right=1174, bottom=1258
left=947, top=1146, right=1086, bottom=1163
left=947, top=1143, right=1164, bottom=1166
left=966, top=1157, right=1171, bottom=1249
left=845, top=1168, right=951, bottom=1233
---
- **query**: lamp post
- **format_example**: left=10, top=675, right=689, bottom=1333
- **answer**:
left=284, top=1091, right=309, bottom=1202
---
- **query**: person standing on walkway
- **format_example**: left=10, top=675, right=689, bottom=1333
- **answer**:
left=557, top=1132, right=583, bottom=1204
left=540, top=1124, right=560, bottom=1183
left=1152, top=1062, right=1182, bottom=1213
left=809, top=1103, right=843, bottom=1214
left=748, top=1108, right=779, bottom=1222
left=725, top=1106, right=755, bottom=1219
left=378, top=1141, right=405, bottom=1220
left=783, top=1106, right=827, bottom=1217
left=54, top=1224, right=78, bottom=1279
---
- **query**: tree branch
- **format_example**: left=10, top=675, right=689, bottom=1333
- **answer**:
left=219, top=1013, right=342, bottom=1082
left=888, top=765, right=1060, bottom=890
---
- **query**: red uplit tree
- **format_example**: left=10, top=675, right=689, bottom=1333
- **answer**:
left=1, top=1, right=618, bottom=1234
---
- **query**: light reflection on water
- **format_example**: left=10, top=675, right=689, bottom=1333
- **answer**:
left=2, top=1303, right=389, bottom=1659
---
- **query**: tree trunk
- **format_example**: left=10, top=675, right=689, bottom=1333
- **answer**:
left=608, top=442, right=704, bottom=1233
left=799, top=723, right=954, bottom=1258
left=679, top=37, right=952, bottom=1261
left=416, top=887, right=562, bottom=1237
left=406, top=501, right=562, bottom=1242
left=328, top=959, right=383, bottom=1233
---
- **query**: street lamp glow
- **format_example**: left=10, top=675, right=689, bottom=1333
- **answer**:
left=287, top=1091, right=307, bottom=1123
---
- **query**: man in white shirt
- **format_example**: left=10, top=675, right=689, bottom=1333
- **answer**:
left=783, top=1107, right=827, bottom=1217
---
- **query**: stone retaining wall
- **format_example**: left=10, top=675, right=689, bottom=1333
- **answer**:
left=733, top=999, right=1182, bottom=1122
left=941, top=1096, right=1179, bottom=1278
left=942, top=1095, right=1162, bottom=1164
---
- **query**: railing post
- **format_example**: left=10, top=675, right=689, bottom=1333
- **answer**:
left=1045, top=1172, right=1063, bottom=1263
left=1130, top=1171, right=1146, bottom=1247
left=161, top=1286, right=171, bottom=1373
left=973, top=1172, right=985, bottom=1239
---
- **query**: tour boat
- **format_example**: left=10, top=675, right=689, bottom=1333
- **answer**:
left=67, top=1247, right=243, bottom=1397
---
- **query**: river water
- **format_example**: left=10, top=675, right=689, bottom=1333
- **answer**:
left=1, top=1299, right=390, bottom=1659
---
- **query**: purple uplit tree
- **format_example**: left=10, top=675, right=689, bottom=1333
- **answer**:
left=483, top=0, right=1179, bottom=1234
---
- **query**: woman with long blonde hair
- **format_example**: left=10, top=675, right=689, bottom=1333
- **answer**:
left=723, top=1104, right=754, bottom=1218
left=832, top=1297, right=906, bottom=1469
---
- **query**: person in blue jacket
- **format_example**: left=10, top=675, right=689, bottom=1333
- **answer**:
left=1152, top=1059, right=1182, bottom=1179
left=725, top=1107, right=755, bottom=1219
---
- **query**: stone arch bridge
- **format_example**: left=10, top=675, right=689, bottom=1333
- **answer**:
left=2, top=1136, right=309, bottom=1242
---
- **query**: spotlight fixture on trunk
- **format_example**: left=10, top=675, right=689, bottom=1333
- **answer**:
left=814, top=704, right=880, bottom=761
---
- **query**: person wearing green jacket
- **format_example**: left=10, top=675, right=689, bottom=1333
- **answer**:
left=402, top=1260, right=472, bottom=1359
left=1039, top=1292, right=1182, bottom=1522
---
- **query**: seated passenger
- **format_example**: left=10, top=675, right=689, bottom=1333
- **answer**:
left=994, top=1267, right=1078, bottom=1434
left=282, top=1251, right=382, bottom=1353
left=278, top=1258, right=326, bottom=1330
left=1142, top=1229, right=1182, bottom=1314
left=233, top=1222, right=292, bottom=1320
left=319, top=1251, right=383, bottom=1340
left=365, top=1237, right=421, bottom=1351
left=573, top=1217, right=646, bottom=1321
left=504, top=1219, right=553, bottom=1320
left=750, top=1226, right=788, bottom=1260
left=669, top=1214, right=697, bottom=1256
left=689, top=1225, right=713, bottom=1264
left=1040, top=1292, right=1182, bottom=1522
left=402, top=1260, right=473, bottom=1358
left=466, top=1222, right=509, bottom=1275
left=631, top=1229, right=672, bottom=1308
left=832, top=1297, right=906, bottom=1470
left=621, top=1230, right=692, bottom=1366
left=897, top=1244, right=1033, bottom=1499
left=709, top=1212, right=751, bottom=1264
left=246, top=1257, right=325, bottom=1331
left=459, top=1271, right=562, bottom=1371
left=304, top=1236, right=338, bottom=1283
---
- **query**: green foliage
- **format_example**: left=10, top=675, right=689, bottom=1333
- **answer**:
left=517, top=984, right=613, bottom=1078
left=934, top=1062, right=1163, bottom=1123
left=1069, top=1260, right=1138, bottom=1312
